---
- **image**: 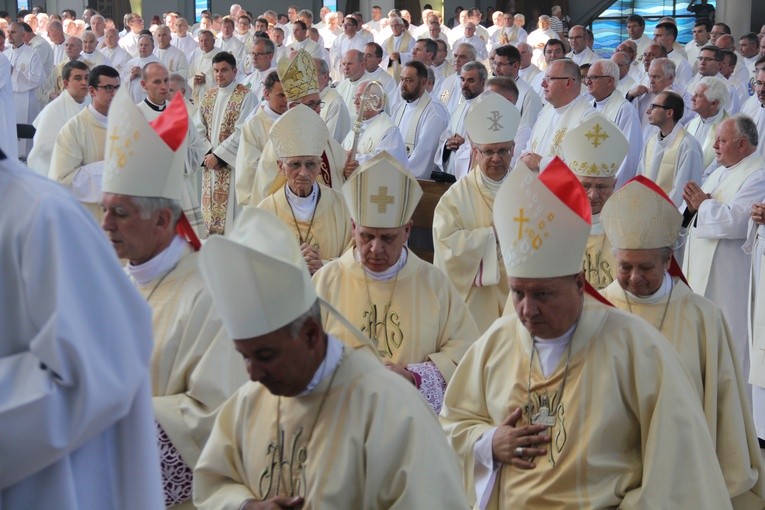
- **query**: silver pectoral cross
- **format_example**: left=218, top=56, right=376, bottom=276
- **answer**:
left=532, top=396, right=557, bottom=426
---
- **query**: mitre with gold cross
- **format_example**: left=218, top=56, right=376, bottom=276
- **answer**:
left=561, top=113, right=627, bottom=178
left=342, top=151, right=423, bottom=228
left=494, top=157, right=591, bottom=278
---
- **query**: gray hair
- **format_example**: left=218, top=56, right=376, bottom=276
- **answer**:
left=426, top=66, right=436, bottom=84
left=315, top=57, right=329, bottom=75
left=455, top=42, right=477, bottom=61
left=651, top=57, right=676, bottom=79
left=285, top=300, right=321, bottom=337
left=595, top=59, right=619, bottom=81
left=732, top=114, right=759, bottom=147
left=697, top=76, right=729, bottom=110
left=462, top=60, right=488, bottom=82
left=132, top=196, right=183, bottom=222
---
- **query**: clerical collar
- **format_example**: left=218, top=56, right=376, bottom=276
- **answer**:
left=127, top=235, right=187, bottom=286
left=477, top=167, right=506, bottom=192
left=533, top=323, right=576, bottom=377
left=405, top=93, right=425, bottom=106
left=82, top=51, right=97, bottom=58
left=88, top=104, right=108, bottom=127
left=285, top=181, right=319, bottom=221
left=298, top=334, right=344, bottom=396
left=220, top=80, right=238, bottom=92
left=701, top=109, right=723, bottom=124
left=553, top=97, right=577, bottom=114
left=624, top=271, right=672, bottom=304
left=262, top=103, right=281, bottom=121
left=658, top=120, right=681, bottom=144
left=143, top=98, right=167, bottom=112
left=594, top=94, right=612, bottom=108
left=355, top=247, right=408, bottom=280
left=590, top=213, right=604, bottom=235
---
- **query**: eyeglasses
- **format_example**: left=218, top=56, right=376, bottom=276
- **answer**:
left=647, top=103, right=671, bottom=111
left=697, top=56, right=720, bottom=62
left=284, top=160, right=320, bottom=172
left=542, top=76, right=571, bottom=83
left=303, top=100, right=325, bottom=110
left=475, top=147, right=512, bottom=158
left=95, top=84, right=120, bottom=92
left=583, top=75, right=611, bottom=83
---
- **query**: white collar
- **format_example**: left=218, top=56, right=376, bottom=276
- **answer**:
left=624, top=271, right=673, bottom=304
left=590, top=213, right=604, bottom=235
left=88, top=104, right=108, bottom=127
left=285, top=182, right=319, bottom=221
left=262, top=103, right=281, bottom=121
left=127, top=235, right=187, bottom=286
left=298, top=334, right=344, bottom=396
left=477, top=167, right=507, bottom=192
left=355, top=247, right=408, bottom=280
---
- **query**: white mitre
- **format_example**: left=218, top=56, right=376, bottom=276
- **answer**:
left=494, top=158, right=592, bottom=277
left=466, top=90, right=521, bottom=144
left=561, top=113, right=627, bottom=179
left=270, top=104, right=327, bottom=158
left=601, top=176, right=682, bottom=249
left=103, top=89, right=187, bottom=200
left=198, top=207, right=317, bottom=339
left=342, top=151, right=423, bottom=228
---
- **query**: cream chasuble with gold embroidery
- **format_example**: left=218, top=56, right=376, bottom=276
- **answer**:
left=136, top=249, right=248, bottom=468
left=601, top=278, right=765, bottom=508
left=193, top=345, right=469, bottom=509
left=257, top=184, right=352, bottom=264
left=433, top=167, right=507, bottom=333
left=440, top=296, right=733, bottom=510
left=313, top=249, right=479, bottom=382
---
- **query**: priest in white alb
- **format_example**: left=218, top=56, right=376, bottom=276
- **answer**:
left=313, top=152, right=480, bottom=412
left=49, top=65, right=120, bottom=222
left=433, top=91, right=520, bottom=333
left=601, top=176, right=765, bottom=509
left=27, top=60, right=89, bottom=176
left=682, top=115, right=765, bottom=399
left=439, top=156, right=734, bottom=509
left=100, top=91, right=247, bottom=508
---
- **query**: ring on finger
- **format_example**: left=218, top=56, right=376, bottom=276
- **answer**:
left=514, top=447, right=524, bottom=456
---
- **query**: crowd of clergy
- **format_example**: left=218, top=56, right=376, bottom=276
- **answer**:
left=5, top=1, right=765, bottom=509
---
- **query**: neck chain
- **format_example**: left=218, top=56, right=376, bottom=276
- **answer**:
left=143, top=261, right=179, bottom=303
left=526, top=324, right=577, bottom=431
left=274, top=347, right=345, bottom=497
left=623, top=279, right=675, bottom=332
left=285, top=185, right=320, bottom=245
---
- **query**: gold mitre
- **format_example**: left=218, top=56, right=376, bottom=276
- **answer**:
left=561, top=113, right=627, bottom=179
left=494, top=158, right=592, bottom=278
left=342, top=151, right=423, bottom=228
left=103, top=88, right=186, bottom=201
left=277, top=49, right=319, bottom=102
left=601, top=175, right=682, bottom=249
left=466, top=91, right=521, bottom=145
left=198, top=207, right=317, bottom=339
left=270, top=104, right=327, bottom=158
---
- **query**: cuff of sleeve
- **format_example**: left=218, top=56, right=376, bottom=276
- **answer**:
left=473, top=427, right=500, bottom=509
left=406, top=361, right=446, bottom=414
left=156, top=420, right=194, bottom=507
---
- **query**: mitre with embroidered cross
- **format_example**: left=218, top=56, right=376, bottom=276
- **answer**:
left=199, top=207, right=318, bottom=339
left=561, top=113, right=627, bottom=178
left=602, top=175, right=682, bottom=250
left=270, top=104, right=327, bottom=158
left=277, top=49, right=320, bottom=102
left=103, top=87, right=187, bottom=200
left=465, top=90, right=521, bottom=144
left=342, top=151, right=423, bottom=228
left=494, top=158, right=591, bottom=278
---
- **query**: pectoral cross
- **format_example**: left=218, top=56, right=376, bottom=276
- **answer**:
left=532, top=396, right=557, bottom=426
